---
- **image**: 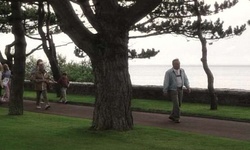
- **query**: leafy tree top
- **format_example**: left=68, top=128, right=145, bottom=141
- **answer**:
left=6, top=0, right=247, bottom=39
left=131, top=0, right=246, bottom=39
left=5, top=0, right=247, bottom=59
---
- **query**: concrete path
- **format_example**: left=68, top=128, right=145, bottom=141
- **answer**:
left=1, top=100, right=250, bottom=141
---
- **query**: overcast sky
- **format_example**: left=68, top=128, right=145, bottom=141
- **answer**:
left=0, top=0, right=249, bottom=65
left=129, top=0, right=250, bottom=65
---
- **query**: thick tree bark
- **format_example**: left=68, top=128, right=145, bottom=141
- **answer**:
left=8, top=1, right=26, bottom=115
left=45, top=0, right=162, bottom=131
left=92, top=59, right=133, bottom=130
left=90, top=34, right=133, bottom=130
left=92, top=53, right=133, bottom=131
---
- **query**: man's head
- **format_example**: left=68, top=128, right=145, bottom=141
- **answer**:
left=172, top=58, right=180, bottom=70
left=36, top=59, right=43, bottom=66
left=38, top=63, right=45, bottom=73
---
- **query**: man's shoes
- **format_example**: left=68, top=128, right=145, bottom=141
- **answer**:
left=1, top=97, right=6, bottom=102
left=64, top=100, right=68, bottom=104
left=174, top=120, right=180, bottom=123
left=45, top=105, right=50, bottom=110
left=169, top=116, right=175, bottom=121
left=169, top=116, right=180, bottom=123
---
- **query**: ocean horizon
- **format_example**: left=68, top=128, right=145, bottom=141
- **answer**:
left=128, top=64, right=250, bottom=90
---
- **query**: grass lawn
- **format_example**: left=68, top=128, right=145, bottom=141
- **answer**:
left=0, top=107, right=249, bottom=150
left=24, top=91, right=250, bottom=122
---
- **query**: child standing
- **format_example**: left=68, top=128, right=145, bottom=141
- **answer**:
left=57, top=72, right=69, bottom=104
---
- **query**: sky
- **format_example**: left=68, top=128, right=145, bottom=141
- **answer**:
left=0, top=0, right=249, bottom=66
left=129, top=0, right=250, bottom=65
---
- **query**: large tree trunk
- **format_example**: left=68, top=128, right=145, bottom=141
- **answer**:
left=9, top=1, right=26, bottom=115
left=91, top=35, right=133, bottom=131
left=45, top=0, right=161, bottom=131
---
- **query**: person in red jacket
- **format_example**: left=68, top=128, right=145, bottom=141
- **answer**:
left=57, top=72, right=70, bottom=104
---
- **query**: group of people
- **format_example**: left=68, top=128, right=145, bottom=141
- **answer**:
left=31, top=58, right=190, bottom=123
left=32, top=58, right=190, bottom=123
left=0, top=58, right=70, bottom=110
left=0, top=63, right=11, bottom=103
left=30, top=59, right=70, bottom=110
left=0, top=57, right=189, bottom=123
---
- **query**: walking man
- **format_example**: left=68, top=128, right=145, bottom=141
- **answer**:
left=163, top=58, right=191, bottom=123
left=32, top=63, right=51, bottom=110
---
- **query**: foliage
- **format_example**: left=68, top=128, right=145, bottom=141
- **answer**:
left=59, top=60, right=94, bottom=82
left=0, top=1, right=11, bottom=33
left=25, top=55, right=94, bottom=82
left=131, top=0, right=246, bottom=40
left=24, top=56, right=37, bottom=80
left=128, top=48, right=159, bottom=59
left=0, top=1, right=58, bottom=34
left=75, top=46, right=160, bottom=60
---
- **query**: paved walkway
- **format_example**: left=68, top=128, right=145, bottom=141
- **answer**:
left=1, top=100, right=250, bottom=141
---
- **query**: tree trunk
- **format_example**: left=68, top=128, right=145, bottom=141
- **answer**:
left=91, top=35, right=133, bottom=131
left=46, top=45, right=61, bottom=96
left=9, top=1, right=26, bottom=115
left=200, top=39, right=218, bottom=110
left=194, top=0, right=218, bottom=110
left=37, top=2, right=61, bottom=96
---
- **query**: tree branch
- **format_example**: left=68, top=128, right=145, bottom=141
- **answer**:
left=125, top=0, right=162, bottom=27
left=77, top=0, right=101, bottom=32
left=25, top=44, right=43, bottom=57
left=47, top=0, right=94, bottom=55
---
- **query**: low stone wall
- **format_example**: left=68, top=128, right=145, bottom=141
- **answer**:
left=24, top=81, right=250, bottom=107
left=132, top=85, right=250, bottom=106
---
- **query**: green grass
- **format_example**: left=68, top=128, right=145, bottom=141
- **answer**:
left=23, top=91, right=250, bottom=122
left=0, top=107, right=249, bottom=150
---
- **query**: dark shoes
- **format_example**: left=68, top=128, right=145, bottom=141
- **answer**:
left=169, top=116, right=175, bottom=121
left=45, top=105, right=51, bottom=110
left=174, top=120, right=180, bottom=123
left=169, top=116, right=180, bottom=123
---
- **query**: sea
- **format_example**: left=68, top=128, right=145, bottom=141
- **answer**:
left=128, top=65, right=250, bottom=91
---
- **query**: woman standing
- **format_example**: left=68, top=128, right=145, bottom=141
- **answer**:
left=1, top=64, right=11, bottom=102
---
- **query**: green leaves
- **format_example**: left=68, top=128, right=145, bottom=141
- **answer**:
left=128, top=48, right=159, bottom=59
left=131, top=0, right=246, bottom=40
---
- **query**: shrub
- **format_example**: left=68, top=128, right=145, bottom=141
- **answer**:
left=25, top=55, right=94, bottom=83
